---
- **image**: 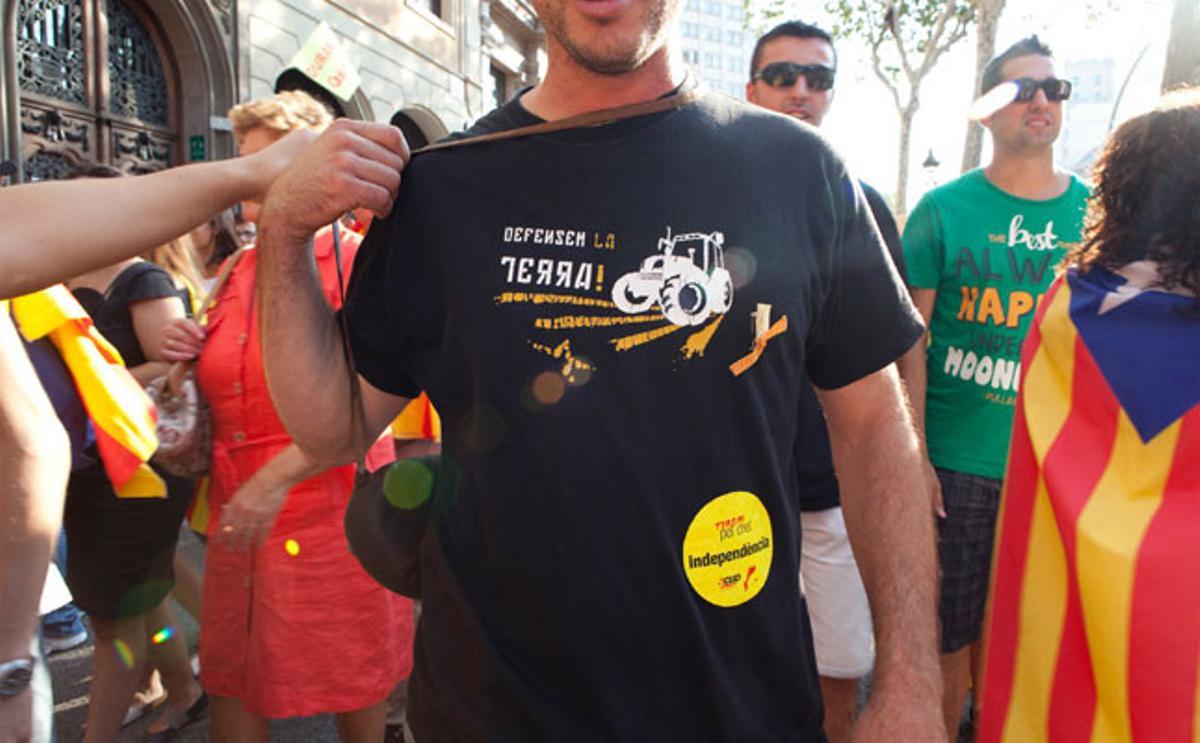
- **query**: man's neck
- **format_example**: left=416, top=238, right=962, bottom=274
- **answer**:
left=984, top=148, right=1069, bottom=201
left=520, top=44, right=688, bottom=120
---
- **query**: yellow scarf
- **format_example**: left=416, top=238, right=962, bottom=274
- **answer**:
left=6, top=286, right=165, bottom=498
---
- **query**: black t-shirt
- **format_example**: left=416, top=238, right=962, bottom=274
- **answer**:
left=345, top=92, right=923, bottom=741
left=794, top=181, right=907, bottom=512
left=72, top=262, right=182, bottom=367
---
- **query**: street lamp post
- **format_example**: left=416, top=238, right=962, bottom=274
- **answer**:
left=922, top=148, right=941, bottom=190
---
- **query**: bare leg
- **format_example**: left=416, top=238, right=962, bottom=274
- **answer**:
left=170, top=550, right=203, bottom=621
left=819, top=675, right=859, bottom=743
left=145, top=600, right=204, bottom=734
left=83, top=615, right=147, bottom=743
left=335, top=700, right=387, bottom=743
left=941, top=645, right=973, bottom=740
left=210, top=695, right=268, bottom=743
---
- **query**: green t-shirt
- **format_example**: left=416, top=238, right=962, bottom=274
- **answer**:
left=903, top=169, right=1089, bottom=479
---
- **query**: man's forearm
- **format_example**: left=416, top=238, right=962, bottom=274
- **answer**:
left=825, top=371, right=941, bottom=697
left=255, top=220, right=361, bottom=465
left=0, top=315, right=69, bottom=660
left=249, top=119, right=409, bottom=465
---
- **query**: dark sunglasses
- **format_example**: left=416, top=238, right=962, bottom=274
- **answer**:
left=752, top=62, right=836, bottom=92
left=1012, top=77, right=1073, bottom=102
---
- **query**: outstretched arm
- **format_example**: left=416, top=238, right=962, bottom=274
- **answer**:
left=255, top=119, right=412, bottom=465
left=816, top=364, right=945, bottom=742
left=0, top=129, right=318, bottom=298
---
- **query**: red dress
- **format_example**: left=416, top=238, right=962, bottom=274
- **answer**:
left=196, top=228, right=413, bottom=717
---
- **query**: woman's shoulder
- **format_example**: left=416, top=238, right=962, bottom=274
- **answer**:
left=112, top=260, right=178, bottom=303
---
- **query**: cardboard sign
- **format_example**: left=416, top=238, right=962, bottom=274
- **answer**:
left=288, top=22, right=361, bottom=101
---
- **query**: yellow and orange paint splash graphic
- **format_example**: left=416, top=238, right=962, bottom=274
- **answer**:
left=495, top=292, right=617, bottom=309
left=535, top=313, right=660, bottom=331
left=529, top=339, right=595, bottom=384
left=681, top=316, right=724, bottom=360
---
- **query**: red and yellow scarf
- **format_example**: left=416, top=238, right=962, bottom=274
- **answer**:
left=6, top=286, right=165, bottom=498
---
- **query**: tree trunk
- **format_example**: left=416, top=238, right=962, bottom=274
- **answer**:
left=1162, top=0, right=1200, bottom=90
left=896, top=106, right=916, bottom=221
left=961, top=0, right=1005, bottom=172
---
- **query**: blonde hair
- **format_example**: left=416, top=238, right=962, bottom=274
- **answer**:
left=229, top=90, right=333, bottom=146
left=146, top=239, right=206, bottom=313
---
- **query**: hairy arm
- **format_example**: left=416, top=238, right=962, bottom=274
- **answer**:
left=0, top=313, right=70, bottom=662
left=255, top=120, right=411, bottom=465
left=816, top=365, right=944, bottom=741
left=0, top=129, right=318, bottom=298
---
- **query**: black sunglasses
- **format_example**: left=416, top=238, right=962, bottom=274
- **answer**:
left=752, top=62, right=836, bottom=92
left=1012, top=77, right=1073, bottom=102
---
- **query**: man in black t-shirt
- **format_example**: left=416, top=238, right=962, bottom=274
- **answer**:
left=250, top=1, right=945, bottom=739
left=745, top=20, right=912, bottom=743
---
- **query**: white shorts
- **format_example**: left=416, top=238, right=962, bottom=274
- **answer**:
left=799, top=506, right=875, bottom=679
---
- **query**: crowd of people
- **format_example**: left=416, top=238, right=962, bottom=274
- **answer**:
left=0, top=1, right=1197, bottom=742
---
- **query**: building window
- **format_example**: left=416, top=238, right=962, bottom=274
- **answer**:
left=17, top=0, right=86, bottom=105
left=107, top=0, right=168, bottom=126
left=16, top=0, right=176, bottom=178
left=490, top=64, right=510, bottom=109
left=412, top=0, right=444, bottom=19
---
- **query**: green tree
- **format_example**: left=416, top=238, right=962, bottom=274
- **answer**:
left=826, top=0, right=974, bottom=218
left=960, top=0, right=1005, bottom=173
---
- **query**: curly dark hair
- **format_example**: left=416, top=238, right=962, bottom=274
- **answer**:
left=1065, top=87, right=1200, bottom=298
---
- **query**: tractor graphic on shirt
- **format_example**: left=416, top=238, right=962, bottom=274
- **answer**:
left=612, top=228, right=734, bottom=327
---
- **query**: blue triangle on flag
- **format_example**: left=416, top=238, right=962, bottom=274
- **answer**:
left=1067, top=269, right=1200, bottom=443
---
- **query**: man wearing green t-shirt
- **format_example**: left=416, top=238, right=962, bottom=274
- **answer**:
left=899, top=35, right=1089, bottom=740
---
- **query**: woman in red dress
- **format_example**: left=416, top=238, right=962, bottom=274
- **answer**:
left=168, top=91, right=413, bottom=742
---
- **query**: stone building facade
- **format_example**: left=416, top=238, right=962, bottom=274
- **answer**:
left=1, top=0, right=542, bottom=181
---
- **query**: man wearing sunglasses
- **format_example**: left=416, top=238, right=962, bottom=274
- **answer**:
left=899, top=35, right=1090, bottom=740
left=746, top=20, right=910, bottom=743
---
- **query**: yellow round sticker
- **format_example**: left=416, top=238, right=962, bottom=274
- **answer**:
left=682, top=491, right=773, bottom=607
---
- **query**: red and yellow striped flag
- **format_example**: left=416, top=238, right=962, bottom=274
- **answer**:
left=980, top=265, right=1200, bottom=742
left=11, top=286, right=165, bottom=498
left=391, top=392, right=442, bottom=442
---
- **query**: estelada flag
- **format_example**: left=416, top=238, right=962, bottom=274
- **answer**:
left=980, top=263, right=1200, bottom=742
left=9, top=286, right=165, bottom=498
